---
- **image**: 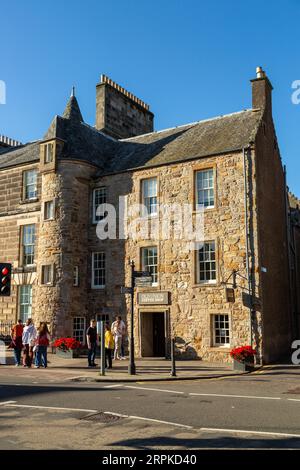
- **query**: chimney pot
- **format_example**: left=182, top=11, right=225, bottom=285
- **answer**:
left=256, top=66, right=266, bottom=79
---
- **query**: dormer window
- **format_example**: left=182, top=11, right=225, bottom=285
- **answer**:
left=44, top=143, right=54, bottom=164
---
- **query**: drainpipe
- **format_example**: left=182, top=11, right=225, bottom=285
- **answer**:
left=283, top=166, right=295, bottom=339
left=243, top=146, right=253, bottom=347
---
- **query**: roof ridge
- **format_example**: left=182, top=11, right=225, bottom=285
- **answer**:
left=121, top=108, right=260, bottom=142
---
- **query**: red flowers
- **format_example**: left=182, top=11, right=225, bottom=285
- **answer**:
left=230, top=345, right=256, bottom=362
left=53, top=337, right=82, bottom=351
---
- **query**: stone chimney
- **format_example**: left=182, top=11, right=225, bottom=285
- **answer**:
left=251, top=66, right=273, bottom=114
left=95, top=75, right=154, bottom=139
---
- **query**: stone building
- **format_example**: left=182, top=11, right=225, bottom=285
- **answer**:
left=0, top=68, right=298, bottom=363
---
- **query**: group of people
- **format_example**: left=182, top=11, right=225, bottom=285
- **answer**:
left=10, top=318, right=50, bottom=368
left=86, top=315, right=127, bottom=369
left=8, top=314, right=127, bottom=370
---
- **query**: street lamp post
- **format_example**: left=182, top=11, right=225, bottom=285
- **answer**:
left=128, top=260, right=136, bottom=375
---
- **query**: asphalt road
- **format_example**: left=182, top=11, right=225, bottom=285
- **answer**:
left=0, top=365, right=300, bottom=449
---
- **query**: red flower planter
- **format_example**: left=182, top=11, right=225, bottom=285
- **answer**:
left=230, top=345, right=256, bottom=372
left=52, top=337, right=82, bottom=359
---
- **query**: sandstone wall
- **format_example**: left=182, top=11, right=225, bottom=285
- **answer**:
left=88, top=151, right=260, bottom=362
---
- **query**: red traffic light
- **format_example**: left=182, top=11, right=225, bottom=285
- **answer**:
left=0, top=263, right=12, bottom=296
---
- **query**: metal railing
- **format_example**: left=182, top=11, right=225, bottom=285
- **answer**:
left=0, top=321, right=13, bottom=343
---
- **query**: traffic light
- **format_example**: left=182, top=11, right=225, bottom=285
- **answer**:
left=0, top=263, right=12, bottom=296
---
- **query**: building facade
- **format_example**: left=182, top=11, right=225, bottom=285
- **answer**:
left=0, top=69, right=298, bottom=363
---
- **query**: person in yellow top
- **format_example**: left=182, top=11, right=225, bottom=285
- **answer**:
left=105, top=323, right=114, bottom=369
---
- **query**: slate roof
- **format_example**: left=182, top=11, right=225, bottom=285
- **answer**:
left=0, top=141, right=40, bottom=169
left=0, top=94, right=263, bottom=173
left=106, top=109, right=263, bottom=174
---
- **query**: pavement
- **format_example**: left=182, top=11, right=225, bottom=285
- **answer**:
left=0, top=350, right=254, bottom=383
left=0, top=362, right=299, bottom=449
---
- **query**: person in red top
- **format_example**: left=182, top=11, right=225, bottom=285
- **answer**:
left=34, top=323, right=50, bottom=368
left=11, top=319, right=24, bottom=366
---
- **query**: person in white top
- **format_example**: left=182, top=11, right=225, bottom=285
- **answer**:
left=111, top=315, right=126, bottom=360
left=22, top=318, right=37, bottom=368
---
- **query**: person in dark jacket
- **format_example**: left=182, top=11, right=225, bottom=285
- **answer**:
left=86, top=319, right=98, bottom=367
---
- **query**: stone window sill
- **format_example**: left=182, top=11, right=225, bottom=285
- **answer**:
left=192, top=282, right=219, bottom=288
left=19, top=198, right=39, bottom=205
left=208, top=346, right=231, bottom=352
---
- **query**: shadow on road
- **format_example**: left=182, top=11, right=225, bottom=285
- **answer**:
left=110, top=435, right=300, bottom=449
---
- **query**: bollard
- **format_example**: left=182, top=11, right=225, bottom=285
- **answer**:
left=100, top=320, right=105, bottom=376
left=170, top=338, right=176, bottom=377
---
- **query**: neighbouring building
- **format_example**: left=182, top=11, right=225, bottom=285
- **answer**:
left=0, top=68, right=298, bottom=363
left=288, top=192, right=300, bottom=337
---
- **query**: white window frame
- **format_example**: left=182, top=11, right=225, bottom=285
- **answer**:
left=196, top=241, right=217, bottom=284
left=141, top=246, right=158, bottom=286
left=41, top=265, right=54, bottom=286
left=195, top=168, right=214, bottom=209
left=92, top=252, right=106, bottom=288
left=92, top=187, right=107, bottom=223
left=23, top=169, right=37, bottom=200
left=213, top=314, right=230, bottom=347
left=19, top=285, right=32, bottom=323
left=141, top=177, right=158, bottom=217
left=44, top=200, right=55, bottom=221
left=73, top=266, right=79, bottom=287
left=44, top=143, right=54, bottom=164
left=73, top=317, right=86, bottom=344
left=22, top=224, right=36, bottom=266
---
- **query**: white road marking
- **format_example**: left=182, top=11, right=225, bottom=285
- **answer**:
left=200, top=427, right=300, bottom=438
left=128, top=415, right=193, bottom=429
left=287, top=399, right=300, bottom=402
left=124, top=385, right=184, bottom=394
left=5, top=404, right=98, bottom=413
left=0, top=401, right=17, bottom=405
left=103, top=384, right=123, bottom=389
left=189, top=393, right=281, bottom=400
left=104, top=411, right=128, bottom=418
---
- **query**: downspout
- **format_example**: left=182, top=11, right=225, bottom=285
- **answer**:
left=283, top=166, right=295, bottom=339
left=243, top=146, right=253, bottom=347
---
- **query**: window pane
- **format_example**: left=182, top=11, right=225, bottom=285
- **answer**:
left=22, top=225, right=35, bottom=266
left=45, top=201, right=54, bottom=220
left=93, top=187, right=107, bottom=222
left=142, top=178, right=157, bottom=215
left=24, top=170, right=37, bottom=200
left=142, top=246, right=158, bottom=284
left=45, top=143, right=54, bottom=163
left=73, top=317, right=85, bottom=343
left=214, top=314, right=230, bottom=346
left=19, top=285, right=32, bottom=323
left=196, top=169, right=214, bottom=208
left=197, top=241, right=216, bottom=283
left=93, top=252, right=105, bottom=287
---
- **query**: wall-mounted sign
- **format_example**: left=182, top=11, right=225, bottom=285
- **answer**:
left=137, top=291, right=170, bottom=305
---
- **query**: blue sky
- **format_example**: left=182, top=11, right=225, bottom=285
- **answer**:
left=0, top=0, right=299, bottom=195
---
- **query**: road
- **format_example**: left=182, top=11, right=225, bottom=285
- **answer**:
left=0, top=364, right=299, bottom=449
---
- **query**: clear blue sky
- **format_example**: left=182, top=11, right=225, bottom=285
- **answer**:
left=1, top=0, right=299, bottom=195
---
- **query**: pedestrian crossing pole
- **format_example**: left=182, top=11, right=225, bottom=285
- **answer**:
left=128, top=260, right=136, bottom=375
left=100, top=320, right=105, bottom=376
